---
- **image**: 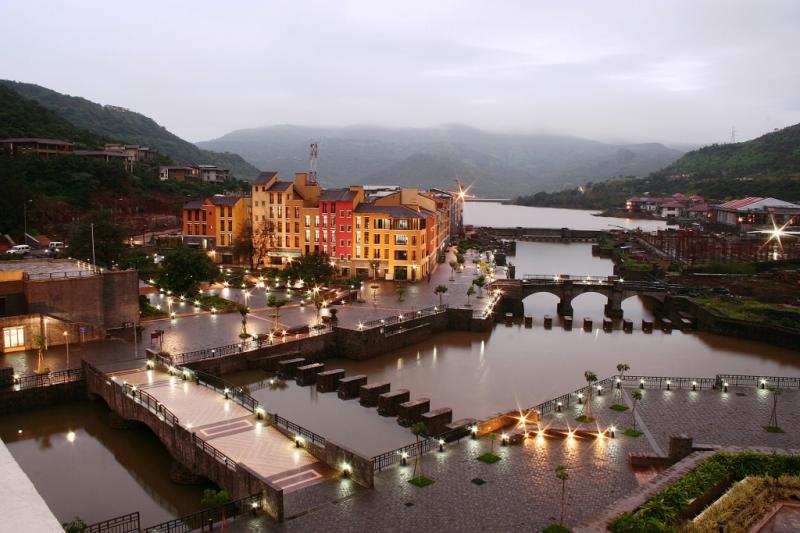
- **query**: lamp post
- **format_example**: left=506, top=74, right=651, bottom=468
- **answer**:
left=23, top=199, right=32, bottom=243
left=63, top=330, right=70, bottom=369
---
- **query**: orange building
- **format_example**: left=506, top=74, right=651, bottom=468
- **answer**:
left=182, top=195, right=251, bottom=264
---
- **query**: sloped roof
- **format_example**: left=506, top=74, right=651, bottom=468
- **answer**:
left=716, top=197, right=764, bottom=210
left=254, top=171, right=278, bottom=184
left=321, top=188, right=357, bottom=202
left=183, top=200, right=204, bottom=210
left=0, top=138, right=74, bottom=145
left=209, top=195, right=243, bottom=207
left=355, top=203, right=427, bottom=218
left=717, top=197, right=800, bottom=211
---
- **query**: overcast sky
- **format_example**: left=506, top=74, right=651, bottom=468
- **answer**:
left=2, top=0, right=799, bottom=145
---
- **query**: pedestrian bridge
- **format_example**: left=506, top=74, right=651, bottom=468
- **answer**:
left=490, top=275, right=678, bottom=318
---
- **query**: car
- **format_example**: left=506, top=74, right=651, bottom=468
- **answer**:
left=6, top=244, right=30, bottom=255
left=48, top=241, right=65, bottom=251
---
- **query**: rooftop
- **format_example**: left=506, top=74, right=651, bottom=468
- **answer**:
left=0, top=138, right=74, bottom=146
left=254, top=171, right=279, bottom=184
left=354, top=203, right=428, bottom=218
left=321, top=188, right=357, bottom=202
left=717, top=197, right=800, bottom=211
left=0, top=259, right=96, bottom=279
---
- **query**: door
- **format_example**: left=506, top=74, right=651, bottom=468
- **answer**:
left=2, top=326, right=25, bottom=352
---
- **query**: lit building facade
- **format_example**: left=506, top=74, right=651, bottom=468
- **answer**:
left=182, top=195, right=251, bottom=263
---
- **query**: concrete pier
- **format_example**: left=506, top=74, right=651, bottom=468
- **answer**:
left=421, top=407, right=453, bottom=435
left=564, top=316, right=573, bottom=331
left=295, top=363, right=324, bottom=386
left=377, top=389, right=410, bottom=416
left=603, top=317, right=613, bottom=332
left=359, top=382, right=390, bottom=407
left=444, top=418, right=477, bottom=441
left=680, top=318, right=693, bottom=332
left=623, top=318, right=633, bottom=333
left=316, top=369, right=345, bottom=392
left=642, top=319, right=654, bottom=333
left=276, top=358, right=305, bottom=379
left=661, top=318, right=673, bottom=333
left=524, top=315, right=533, bottom=328
left=544, top=315, right=553, bottom=329
left=397, top=398, right=430, bottom=426
left=583, top=317, right=593, bottom=331
left=504, top=313, right=513, bottom=326
left=337, top=375, right=367, bottom=399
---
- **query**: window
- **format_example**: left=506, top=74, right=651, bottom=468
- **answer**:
left=277, top=194, right=282, bottom=204
left=228, top=220, right=232, bottom=231
left=347, top=210, right=352, bottom=217
left=269, top=193, right=274, bottom=203
left=364, top=247, right=369, bottom=257
left=294, top=236, right=300, bottom=247
left=269, top=206, right=274, bottom=218
left=373, top=248, right=381, bottom=258
left=294, top=222, right=300, bottom=233
left=356, top=233, right=361, bottom=244
left=394, top=250, right=407, bottom=260
left=322, top=203, right=327, bottom=213
left=384, top=248, right=389, bottom=259
left=305, top=229, right=310, bottom=242
left=339, top=210, right=345, bottom=217
left=315, top=215, right=320, bottom=226
left=305, top=215, right=311, bottom=227
left=384, top=234, right=389, bottom=244
left=394, top=234, right=408, bottom=246
left=356, top=246, right=361, bottom=258
left=339, top=225, right=345, bottom=232
left=294, top=207, right=300, bottom=218
left=347, top=225, right=352, bottom=232
left=285, top=207, right=290, bottom=218
left=364, top=217, right=370, bottom=228
left=396, top=219, right=409, bottom=230
left=373, top=234, right=380, bottom=244
left=314, top=229, right=319, bottom=242
left=355, top=217, right=361, bottom=229
left=277, top=235, right=283, bottom=247
left=3, top=326, right=24, bottom=349
left=220, top=234, right=226, bottom=246
left=228, top=207, right=233, bottom=217
left=412, top=251, right=417, bottom=261
left=411, top=235, right=417, bottom=246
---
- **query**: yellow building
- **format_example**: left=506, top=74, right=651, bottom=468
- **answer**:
left=182, top=195, right=251, bottom=264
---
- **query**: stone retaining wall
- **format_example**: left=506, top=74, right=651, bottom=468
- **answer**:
left=0, top=379, right=86, bottom=413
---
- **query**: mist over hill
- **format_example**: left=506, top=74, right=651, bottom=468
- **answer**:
left=198, top=124, right=685, bottom=196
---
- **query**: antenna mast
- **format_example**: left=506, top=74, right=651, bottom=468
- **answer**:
left=730, top=126, right=736, bottom=144
left=308, top=143, right=318, bottom=183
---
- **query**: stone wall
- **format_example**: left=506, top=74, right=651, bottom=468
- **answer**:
left=185, top=333, right=335, bottom=374
left=0, top=314, right=102, bottom=353
left=0, top=379, right=86, bottom=413
left=84, top=362, right=285, bottom=521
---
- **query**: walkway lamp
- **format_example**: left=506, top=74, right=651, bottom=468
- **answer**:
left=577, top=393, right=583, bottom=404
left=639, top=379, right=645, bottom=389
left=597, top=385, right=603, bottom=396
left=692, top=381, right=697, bottom=391
left=609, top=426, right=616, bottom=438
left=63, top=331, right=70, bottom=368
left=723, top=382, right=729, bottom=393
left=501, top=433, right=509, bottom=446
left=760, top=379, right=767, bottom=390
left=470, top=425, right=478, bottom=439
left=295, top=435, right=304, bottom=448
left=556, top=401, right=562, bottom=412
left=342, top=463, right=352, bottom=478
left=666, top=380, right=671, bottom=391
left=400, top=452, right=408, bottom=466
left=224, top=387, right=230, bottom=399
left=438, top=439, right=445, bottom=452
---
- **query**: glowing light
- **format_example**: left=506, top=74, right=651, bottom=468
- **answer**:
left=66, top=431, right=76, bottom=443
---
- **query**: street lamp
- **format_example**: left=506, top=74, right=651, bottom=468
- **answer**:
left=63, top=330, right=70, bottom=368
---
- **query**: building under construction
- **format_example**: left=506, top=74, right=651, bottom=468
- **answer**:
left=638, top=229, right=800, bottom=266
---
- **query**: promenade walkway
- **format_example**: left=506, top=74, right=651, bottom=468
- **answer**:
left=109, top=367, right=329, bottom=492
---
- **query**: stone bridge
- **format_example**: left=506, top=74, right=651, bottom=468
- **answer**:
left=490, top=275, right=676, bottom=318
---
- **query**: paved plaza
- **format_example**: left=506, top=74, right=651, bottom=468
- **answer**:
left=218, top=385, right=800, bottom=532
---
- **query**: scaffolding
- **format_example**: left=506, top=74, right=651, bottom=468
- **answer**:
left=638, top=230, right=800, bottom=266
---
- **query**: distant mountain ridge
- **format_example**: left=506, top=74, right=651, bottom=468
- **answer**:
left=197, top=124, right=685, bottom=196
left=0, top=80, right=260, bottom=178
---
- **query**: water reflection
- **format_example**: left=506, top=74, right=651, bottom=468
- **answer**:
left=0, top=402, right=214, bottom=526
left=464, top=202, right=669, bottom=231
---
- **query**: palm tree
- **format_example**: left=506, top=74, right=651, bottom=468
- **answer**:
left=396, top=283, right=406, bottom=302
left=411, top=421, right=427, bottom=480
left=584, top=370, right=598, bottom=419
left=473, top=275, right=487, bottom=299
left=465, top=285, right=475, bottom=307
left=33, top=334, right=47, bottom=374
left=616, top=363, right=630, bottom=399
left=434, top=284, right=448, bottom=306
left=238, top=305, right=250, bottom=338
left=555, top=464, right=569, bottom=528
left=448, top=260, right=457, bottom=281
left=631, top=389, right=643, bottom=431
left=200, top=489, right=230, bottom=526
left=267, top=294, right=287, bottom=332
left=767, top=386, right=781, bottom=428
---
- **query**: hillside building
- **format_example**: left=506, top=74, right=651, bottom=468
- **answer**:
left=711, top=197, right=800, bottom=230
left=0, top=138, right=74, bottom=158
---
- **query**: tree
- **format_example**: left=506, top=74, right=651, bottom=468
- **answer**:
left=33, top=334, right=47, bottom=374
left=616, top=363, right=630, bottom=400
left=396, top=283, right=406, bottom=302
left=267, top=294, right=287, bottom=332
left=238, top=305, right=250, bottom=338
left=473, top=274, right=487, bottom=298
left=465, top=285, right=475, bottom=306
left=434, top=284, right=448, bottom=306
left=411, top=421, right=427, bottom=480
left=448, top=260, right=457, bottom=281
left=555, top=465, right=569, bottom=528
left=284, top=252, right=335, bottom=285
left=584, top=370, right=598, bottom=419
left=251, top=218, right=276, bottom=269
left=69, top=210, right=125, bottom=268
left=767, top=386, right=781, bottom=429
left=233, top=219, right=255, bottom=269
left=312, top=287, right=323, bottom=325
left=157, top=247, right=217, bottom=295
left=200, top=489, right=230, bottom=525
left=631, top=389, right=643, bottom=431
left=62, top=516, right=87, bottom=533
left=489, top=432, right=497, bottom=454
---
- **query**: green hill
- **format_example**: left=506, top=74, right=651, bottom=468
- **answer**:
left=0, top=80, right=260, bottom=179
left=0, top=85, right=109, bottom=147
left=661, top=123, right=800, bottom=178
left=517, top=124, right=800, bottom=208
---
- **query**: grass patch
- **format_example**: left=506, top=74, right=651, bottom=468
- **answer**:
left=622, top=428, right=643, bottom=437
left=610, top=404, right=629, bottom=411
left=197, top=294, right=238, bottom=312
left=693, top=295, right=800, bottom=331
left=408, top=476, right=434, bottom=487
left=575, top=415, right=595, bottom=423
left=764, top=426, right=785, bottom=433
left=542, top=524, right=571, bottom=533
left=477, top=453, right=501, bottom=464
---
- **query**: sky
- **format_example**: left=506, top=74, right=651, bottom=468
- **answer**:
left=1, top=0, right=799, bottom=145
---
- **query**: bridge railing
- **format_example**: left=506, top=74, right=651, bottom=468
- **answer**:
left=273, top=413, right=326, bottom=448
left=717, top=374, right=800, bottom=389
left=192, top=433, right=237, bottom=471
left=360, top=304, right=448, bottom=330
left=11, top=367, right=84, bottom=391
left=192, top=369, right=259, bottom=412
left=143, top=494, right=260, bottom=533
left=529, top=375, right=619, bottom=418
left=620, top=375, right=718, bottom=390
left=85, top=511, right=140, bottom=533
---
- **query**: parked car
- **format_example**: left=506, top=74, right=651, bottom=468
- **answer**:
left=6, top=244, right=30, bottom=255
left=48, top=241, right=65, bottom=251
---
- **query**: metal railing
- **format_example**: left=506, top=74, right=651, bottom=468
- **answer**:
left=372, top=438, right=438, bottom=472
left=273, top=413, right=326, bottom=447
left=193, top=370, right=258, bottom=412
left=530, top=375, right=619, bottom=417
left=717, top=374, right=800, bottom=389
left=621, top=375, right=718, bottom=390
left=11, top=367, right=84, bottom=390
left=24, top=269, right=99, bottom=280
left=106, top=373, right=180, bottom=427
left=192, top=433, right=237, bottom=471
left=144, top=494, right=260, bottom=533
left=361, top=304, right=448, bottom=330
left=170, top=323, right=333, bottom=365
left=85, top=512, right=140, bottom=533
left=472, top=293, right=501, bottom=318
